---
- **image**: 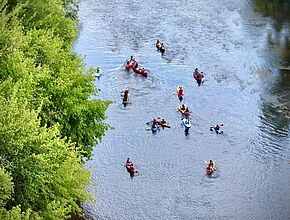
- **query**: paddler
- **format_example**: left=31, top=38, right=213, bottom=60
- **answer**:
left=207, top=160, right=217, bottom=171
left=177, top=86, right=184, bottom=102
left=94, top=67, right=102, bottom=79
left=126, top=158, right=137, bottom=177
left=214, top=124, right=223, bottom=134
left=156, top=39, right=161, bottom=49
left=193, top=67, right=204, bottom=86
left=179, top=104, right=186, bottom=112
left=122, top=89, right=129, bottom=107
left=183, top=108, right=190, bottom=118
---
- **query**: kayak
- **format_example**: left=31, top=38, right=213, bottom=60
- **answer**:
left=94, top=72, right=103, bottom=78
left=182, top=118, right=191, bottom=128
left=177, top=105, right=186, bottom=114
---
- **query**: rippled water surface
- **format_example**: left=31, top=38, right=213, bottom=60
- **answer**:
left=73, top=0, right=290, bottom=219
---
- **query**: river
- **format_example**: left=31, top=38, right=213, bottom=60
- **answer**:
left=73, top=0, right=290, bottom=219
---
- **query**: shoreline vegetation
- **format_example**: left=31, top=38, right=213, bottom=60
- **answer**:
left=0, top=0, right=109, bottom=219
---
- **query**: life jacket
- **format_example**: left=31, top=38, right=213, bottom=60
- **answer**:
left=156, top=42, right=161, bottom=48
left=123, top=93, right=128, bottom=102
left=178, top=89, right=184, bottom=97
left=126, top=165, right=135, bottom=175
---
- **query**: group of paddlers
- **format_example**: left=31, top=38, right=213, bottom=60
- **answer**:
left=125, top=56, right=149, bottom=77
left=119, top=40, right=219, bottom=176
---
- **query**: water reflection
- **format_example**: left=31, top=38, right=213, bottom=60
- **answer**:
left=253, top=0, right=290, bottom=63
left=253, top=0, right=290, bottom=150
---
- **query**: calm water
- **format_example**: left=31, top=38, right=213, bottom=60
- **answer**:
left=73, top=0, right=290, bottom=219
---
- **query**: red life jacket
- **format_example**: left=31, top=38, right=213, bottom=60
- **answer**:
left=178, top=90, right=184, bottom=97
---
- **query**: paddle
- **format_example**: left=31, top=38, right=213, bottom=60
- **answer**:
left=210, top=124, right=224, bottom=131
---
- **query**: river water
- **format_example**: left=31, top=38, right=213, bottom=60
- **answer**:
left=73, top=0, right=290, bottom=219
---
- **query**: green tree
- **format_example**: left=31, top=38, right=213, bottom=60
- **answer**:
left=0, top=0, right=109, bottom=218
left=0, top=93, right=91, bottom=219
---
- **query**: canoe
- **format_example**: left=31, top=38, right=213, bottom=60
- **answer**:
left=132, top=66, right=148, bottom=77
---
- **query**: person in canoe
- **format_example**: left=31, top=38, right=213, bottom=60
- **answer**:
left=125, top=60, right=134, bottom=70
left=210, top=124, right=224, bottom=134
left=150, top=118, right=158, bottom=133
left=152, top=118, right=158, bottom=127
left=126, top=158, right=138, bottom=177
left=177, top=86, right=184, bottom=102
left=177, top=104, right=186, bottom=113
left=94, top=67, right=103, bottom=79
left=133, top=67, right=148, bottom=77
left=126, top=56, right=137, bottom=70
left=134, top=61, right=139, bottom=68
left=183, top=108, right=190, bottom=119
left=206, top=160, right=217, bottom=175
left=193, top=68, right=204, bottom=86
left=130, top=55, right=136, bottom=62
left=156, top=39, right=161, bottom=50
left=157, top=118, right=171, bottom=128
left=160, top=43, right=165, bottom=54
left=122, top=89, right=129, bottom=107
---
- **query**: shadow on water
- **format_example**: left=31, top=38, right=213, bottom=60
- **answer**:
left=250, top=0, right=290, bottom=160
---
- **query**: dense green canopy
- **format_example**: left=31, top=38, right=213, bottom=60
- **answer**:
left=0, top=0, right=109, bottom=219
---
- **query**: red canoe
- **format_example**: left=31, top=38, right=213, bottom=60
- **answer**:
left=132, top=66, right=148, bottom=77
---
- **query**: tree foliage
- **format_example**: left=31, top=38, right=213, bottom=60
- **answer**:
left=0, top=0, right=109, bottom=218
